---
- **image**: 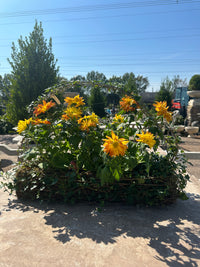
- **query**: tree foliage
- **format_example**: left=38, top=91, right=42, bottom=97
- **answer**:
left=6, top=21, right=59, bottom=124
left=88, top=86, right=106, bottom=117
left=86, top=71, right=107, bottom=82
left=189, top=74, right=200, bottom=91
left=108, top=72, right=149, bottom=96
left=0, top=74, right=12, bottom=109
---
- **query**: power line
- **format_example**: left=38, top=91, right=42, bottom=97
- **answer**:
left=1, top=32, right=199, bottom=48
left=53, top=33, right=200, bottom=46
left=1, top=26, right=200, bottom=42
left=0, top=0, right=199, bottom=19
left=1, top=48, right=199, bottom=59
left=0, top=7, right=199, bottom=26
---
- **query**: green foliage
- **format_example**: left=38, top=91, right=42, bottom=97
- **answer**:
left=109, top=72, right=149, bottom=97
left=89, top=86, right=106, bottom=117
left=156, top=77, right=174, bottom=109
left=173, top=114, right=184, bottom=125
left=6, top=20, right=59, bottom=125
left=1, top=82, right=190, bottom=206
left=86, top=71, right=107, bottom=82
left=123, top=73, right=138, bottom=96
left=0, top=74, right=12, bottom=110
left=189, top=74, right=200, bottom=91
left=0, top=115, right=14, bottom=134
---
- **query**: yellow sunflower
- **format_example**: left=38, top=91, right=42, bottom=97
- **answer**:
left=153, top=101, right=172, bottom=122
left=136, top=131, right=156, bottom=149
left=78, top=113, right=98, bottom=131
left=112, top=114, right=124, bottom=124
left=17, top=118, right=33, bottom=134
left=120, top=95, right=139, bottom=112
left=62, top=106, right=82, bottom=120
left=33, top=100, right=56, bottom=117
left=103, top=131, right=129, bottom=157
left=64, top=95, right=85, bottom=107
left=32, top=118, right=51, bottom=125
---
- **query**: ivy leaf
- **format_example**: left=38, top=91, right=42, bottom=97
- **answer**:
left=179, top=192, right=189, bottom=200
left=113, top=168, right=120, bottom=181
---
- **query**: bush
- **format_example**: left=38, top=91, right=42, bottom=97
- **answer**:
left=0, top=115, right=14, bottom=134
left=1, top=83, right=190, bottom=206
left=188, top=74, right=200, bottom=91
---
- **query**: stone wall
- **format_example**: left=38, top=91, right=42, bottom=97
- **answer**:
left=187, top=99, right=200, bottom=126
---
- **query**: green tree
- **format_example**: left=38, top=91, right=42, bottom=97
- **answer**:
left=89, top=86, right=106, bottom=117
left=70, top=75, right=86, bottom=82
left=123, top=72, right=137, bottom=96
left=108, top=75, right=122, bottom=84
left=121, top=72, right=149, bottom=96
left=135, top=75, right=149, bottom=94
left=86, top=71, right=107, bottom=82
left=172, top=75, right=187, bottom=89
left=7, top=20, right=59, bottom=124
left=189, top=74, right=200, bottom=90
left=0, top=74, right=12, bottom=109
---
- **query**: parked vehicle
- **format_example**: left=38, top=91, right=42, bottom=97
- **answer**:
left=172, top=87, right=189, bottom=118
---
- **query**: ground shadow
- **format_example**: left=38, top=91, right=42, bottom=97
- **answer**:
left=4, top=191, right=200, bottom=267
left=0, top=135, right=17, bottom=145
left=0, top=159, right=15, bottom=169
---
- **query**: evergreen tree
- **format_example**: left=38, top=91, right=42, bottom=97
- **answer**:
left=0, top=74, right=12, bottom=109
left=89, top=86, right=106, bottom=117
left=7, top=21, right=59, bottom=124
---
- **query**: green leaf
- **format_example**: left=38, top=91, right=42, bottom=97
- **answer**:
left=50, top=152, right=73, bottom=169
left=113, top=168, right=120, bottom=181
left=179, top=192, right=189, bottom=200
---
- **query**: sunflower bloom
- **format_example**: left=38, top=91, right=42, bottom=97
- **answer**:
left=153, top=101, right=172, bottom=122
left=163, top=111, right=172, bottom=123
left=17, top=118, right=33, bottom=134
left=64, top=95, right=85, bottom=107
left=32, top=118, right=51, bottom=125
left=78, top=112, right=99, bottom=131
left=120, top=95, right=139, bottom=112
left=33, top=100, right=56, bottom=117
left=136, top=131, right=156, bottom=149
left=62, top=106, right=82, bottom=120
left=103, top=131, right=129, bottom=157
left=112, top=114, right=124, bottom=124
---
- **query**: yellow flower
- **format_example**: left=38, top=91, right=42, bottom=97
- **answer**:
left=32, top=118, right=51, bottom=125
left=103, top=131, right=129, bottom=157
left=153, top=101, right=172, bottom=122
left=112, top=114, right=124, bottom=124
left=78, top=113, right=98, bottom=131
left=163, top=111, right=172, bottom=123
left=120, top=95, right=139, bottom=112
left=33, top=100, right=56, bottom=117
left=136, top=131, right=156, bottom=149
left=62, top=106, right=82, bottom=120
left=64, top=95, right=85, bottom=107
left=17, top=118, right=32, bottom=134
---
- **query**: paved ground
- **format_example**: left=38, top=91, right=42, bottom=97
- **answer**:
left=179, top=136, right=200, bottom=152
left=0, top=135, right=200, bottom=267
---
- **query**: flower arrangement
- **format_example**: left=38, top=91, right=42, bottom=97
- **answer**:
left=2, top=84, right=189, bottom=205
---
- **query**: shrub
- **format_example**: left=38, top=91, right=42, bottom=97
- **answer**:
left=188, top=74, right=200, bottom=91
left=0, top=115, right=14, bottom=134
left=1, top=82, right=190, bottom=206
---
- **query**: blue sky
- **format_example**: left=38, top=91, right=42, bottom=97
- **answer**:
left=0, top=0, right=200, bottom=91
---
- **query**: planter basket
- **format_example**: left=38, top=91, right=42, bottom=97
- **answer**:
left=15, top=167, right=180, bottom=206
